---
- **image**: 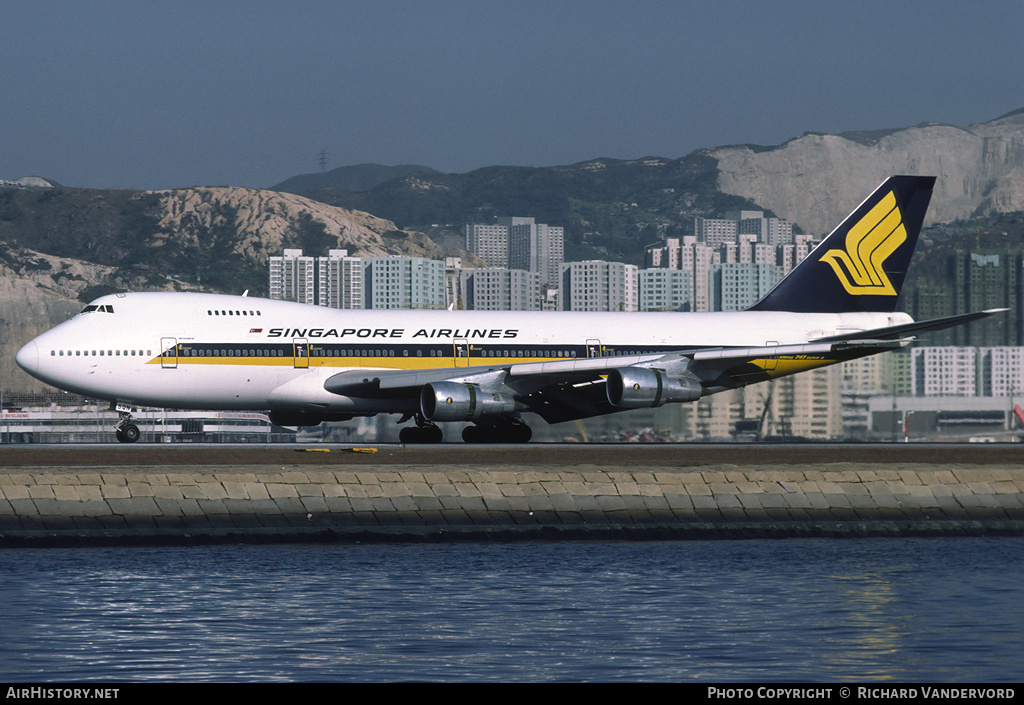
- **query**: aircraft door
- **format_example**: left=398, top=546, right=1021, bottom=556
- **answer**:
left=454, top=338, right=469, bottom=367
left=293, top=339, right=309, bottom=369
left=160, top=337, right=178, bottom=369
left=763, top=340, right=779, bottom=371
left=587, top=339, right=602, bottom=358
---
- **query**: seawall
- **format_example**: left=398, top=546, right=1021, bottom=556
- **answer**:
left=2, top=446, right=1022, bottom=545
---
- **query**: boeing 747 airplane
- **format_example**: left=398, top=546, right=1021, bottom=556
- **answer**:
left=15, top=176, right=1003, bottom=443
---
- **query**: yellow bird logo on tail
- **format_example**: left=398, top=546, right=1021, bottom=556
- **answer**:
left=819, top=191, right=906, bottom=296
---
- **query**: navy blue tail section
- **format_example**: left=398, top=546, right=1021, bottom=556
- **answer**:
left=749, top=175, right=936, bottom=313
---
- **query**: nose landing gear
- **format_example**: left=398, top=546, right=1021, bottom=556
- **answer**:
left=115, top=409, right=141, bottom=443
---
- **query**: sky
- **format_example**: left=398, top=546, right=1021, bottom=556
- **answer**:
left=3, top=0, right=1023, bottom=191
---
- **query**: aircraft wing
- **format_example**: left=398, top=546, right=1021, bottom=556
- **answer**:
left=322, top=338, right=908, bottom=424
left=322, top=308, right=1005, bottom=423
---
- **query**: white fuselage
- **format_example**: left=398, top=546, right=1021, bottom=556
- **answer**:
left=16, top=292, right=911, bottom=414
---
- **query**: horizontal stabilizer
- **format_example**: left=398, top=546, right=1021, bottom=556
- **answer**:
left=811, top=309, right=1008, bottom=343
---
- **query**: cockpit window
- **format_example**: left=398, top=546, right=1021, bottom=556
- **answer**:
left=80, top=305, right=114, bottom=314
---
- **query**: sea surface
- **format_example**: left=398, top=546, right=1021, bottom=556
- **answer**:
left=1, top=537, right=1022, bottom=682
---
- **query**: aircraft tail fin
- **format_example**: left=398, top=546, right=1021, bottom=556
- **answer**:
left=749, top=175, right=936, bottom=313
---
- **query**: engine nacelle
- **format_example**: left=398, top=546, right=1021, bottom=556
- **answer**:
left=606, top=367, right=702, bottom=409
left=420, top=382, right=515, bottom=422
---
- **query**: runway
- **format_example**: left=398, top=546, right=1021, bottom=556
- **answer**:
left=2, top=442, right=1021, bottom=468
left=1, top=443, right=1022, bottom=545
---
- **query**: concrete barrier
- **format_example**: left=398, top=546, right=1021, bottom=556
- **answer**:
left=1, top=462, right=1022, bottom=545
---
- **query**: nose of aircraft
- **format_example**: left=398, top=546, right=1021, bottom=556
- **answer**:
left=16, top=339, right=39, bottom=376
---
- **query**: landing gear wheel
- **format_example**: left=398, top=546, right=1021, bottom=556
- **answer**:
left=120, top=423, right=141, bottom=443
left=510, top=421, right=532, bottom=443
left=399, top=422, right=443, bottom=444
left=115, top=405, right=140, bottom=443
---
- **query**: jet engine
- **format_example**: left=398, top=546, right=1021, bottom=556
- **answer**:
left=606, top=367, right=702, bottom=409
left=420, top=381, right=515, bottom=422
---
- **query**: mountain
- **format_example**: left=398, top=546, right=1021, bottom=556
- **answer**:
left=280, top=110, right=1024, bottom=263
left=271, top=163, right=439, bottom=195
left=286, top=154, right=764, bottom=264
left=711, top=109, right=1024, bottom=236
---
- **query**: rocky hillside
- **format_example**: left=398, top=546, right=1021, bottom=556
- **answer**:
left=712, top=109, right=1024, bottom=236
left=151, top=186, right=465, bottom=272
left=0, top=247, right=119, bottom=395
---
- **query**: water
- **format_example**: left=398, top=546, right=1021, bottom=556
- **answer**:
left=1, top=538, right=1022, bottom=682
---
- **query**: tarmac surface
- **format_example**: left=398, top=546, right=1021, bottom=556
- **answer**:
left=3, top=442, right=1021, bottom=468
left=1, top=443, right=1022, bottom=545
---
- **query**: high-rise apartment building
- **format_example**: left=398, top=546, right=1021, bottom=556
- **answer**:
left=364, top=256, right=446, bottom=310
left=639, top=269, right=691, bottom=312
left=465, top=217, right=565, bottom=288
left=269, top=251, right=445, bottom=310
left=465, top=224, right=509, bottom=268
left=318, top=249, right=364, bottom=309
left=712, top=263, right=782, bottom=311
left=461, top=268, right=542, bottom=311
left=908, top=250, right=1023, bottom=346
left=911, top=346, right=977, bottom=396
left=506, top=218, right=564, bottom=288
left=646, top=209, right=804, bottom=312
left=560, top=261, right=638, bottom=312
left=268, top=249, right=317, bottom=305
left=980, top=347, right=1024, bottom=397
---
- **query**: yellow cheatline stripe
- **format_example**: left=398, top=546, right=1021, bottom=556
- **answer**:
left=752, top=356, right=837, bottom=378
left=147, top=355, right=570, bottom=368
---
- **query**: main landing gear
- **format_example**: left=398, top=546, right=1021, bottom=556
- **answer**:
left=115, top=410, right=141, bottom=443
left=462, top=418, right=532, bottom=444
left=397, top=415, right=534, bottom=444
left=398, top=414, right=443, bottom=444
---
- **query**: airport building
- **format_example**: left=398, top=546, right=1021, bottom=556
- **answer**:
left=0, top=405, right=291, bottom=444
